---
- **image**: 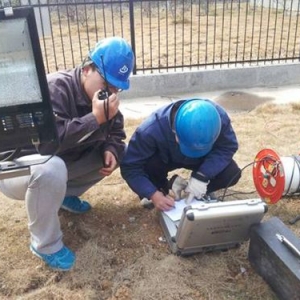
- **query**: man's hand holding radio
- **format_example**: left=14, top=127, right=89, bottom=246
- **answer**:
left=92, top=89, right=119, bottom=124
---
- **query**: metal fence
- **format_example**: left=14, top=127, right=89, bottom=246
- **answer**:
left=2, top=0, right=300, bottom=74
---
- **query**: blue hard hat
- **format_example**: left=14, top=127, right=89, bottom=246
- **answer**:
left=174, top=99, right=221, bottom=158
left=89, top=37, right=135, bottom=90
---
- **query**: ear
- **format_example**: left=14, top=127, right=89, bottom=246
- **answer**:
left=81, top=65, right=90, bottom=76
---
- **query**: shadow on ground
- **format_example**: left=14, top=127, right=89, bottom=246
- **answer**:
left=214, top=91, right=274, bottom=112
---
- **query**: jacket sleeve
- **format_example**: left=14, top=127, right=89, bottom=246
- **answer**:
left=102, top=111, right=126, bottom=163
left=38, top=82, right=101, bottom=154
left=120, top=126, right=160, bottom=199
left=197, top=110, right=239, bottom=179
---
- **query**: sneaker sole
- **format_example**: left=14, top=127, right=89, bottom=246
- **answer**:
left=61, top=205, right=91, bottom=214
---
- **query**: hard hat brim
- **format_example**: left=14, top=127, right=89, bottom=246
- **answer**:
left=106, top=73, right=130, bottom=90
left=179, top=143, right=212, bottom=158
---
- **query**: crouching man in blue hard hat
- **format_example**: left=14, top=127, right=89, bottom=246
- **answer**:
left=120, top=98, right=241, bottom=211
left=0, top=37, right=134, bottom=271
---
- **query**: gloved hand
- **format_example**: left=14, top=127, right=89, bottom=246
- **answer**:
left=185, top=176, right=209, bottom=204
left=169, top=175, right=188, bottom=200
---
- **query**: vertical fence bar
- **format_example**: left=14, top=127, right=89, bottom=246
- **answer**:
left=205, top=0, right=208, bottom=67
left=48, top=2, right=58, bottom=71
left=196, top=0, right=201, bottom=67
left=189, top=0, right=193, bottom=69
left=227, top=0, right=233, bottom=66
left=242, top=0, right=249, bottom=64
left=83, top=0, right=90, bottom=51
left=271, top=0, right=279, bottom=63
left=101, top=2, right=107, bottom=37
left=257, top=0, right=264, bottom=64
left=128, top=0, right=136, bottom=74
left=235, top=0, right=241, bottom=66
left=179, top=0, right=185, bottom=70
left=173, top=0, right=177, bottom=70
left=75, top=4, right=83, bottom=63
left=158, top=0, right=162, bottom=72
left=148, top=1, right=153, bottom=72
left=212, top=0, right=216, bottom=68
left=220, top=0, right=225, bottom=67
left=140, top=0, right=145, bottom=72
left=292, top=0, right=300, bottom=59
left=264, top=0, right=271, bottom=64
left=119, top=0, right=124, bottom=37
left=189, top=0, right=194, bottom=68
left=109, top=0, right=115, bottom=35
left=66, top=5, right=75, bottom=67
left=36, top=0, right=49, bottom=72
left=250, top=0, right=256, bottom=63
left=92, top=2, right=98, bottom=42
left=285, top=0, right=294, bottom=62
left=166, top=0, right=169, bottom=72
left=57, top=4, right=66, bottom=69
left=278, top=0, right=286, bottom=61
left=182, top=0, right=184, bottom=70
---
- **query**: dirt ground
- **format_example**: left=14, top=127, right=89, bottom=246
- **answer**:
left=1, top=3, right=300, bottom=298
left=1, top=97, right=300, bottom=299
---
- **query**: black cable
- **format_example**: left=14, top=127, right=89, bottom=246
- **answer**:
left=219, top=158, right=274, bottom=202
left=222, top=190, right=258, bottom=198
left=0, top=148, right=22, bottom=162
left=219, top=154, right=300, bottom=202
left=99, top=55, right=110, bottom=121
left=219, top=160, right=256, bottom=201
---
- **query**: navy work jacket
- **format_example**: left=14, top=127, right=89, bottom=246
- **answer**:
left=120, top=99, right=238, bottom=199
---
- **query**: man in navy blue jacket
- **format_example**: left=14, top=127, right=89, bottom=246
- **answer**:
left=120, top=98, right=241, bottom=211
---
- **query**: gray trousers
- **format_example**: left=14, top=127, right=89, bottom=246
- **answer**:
left=0, top=149, right=105, bottom=254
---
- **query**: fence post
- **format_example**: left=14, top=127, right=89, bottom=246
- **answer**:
left=129, top=0, right=136, bottom=75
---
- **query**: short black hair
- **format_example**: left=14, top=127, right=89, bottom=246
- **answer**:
left=81, top=56, right=96, bottom=71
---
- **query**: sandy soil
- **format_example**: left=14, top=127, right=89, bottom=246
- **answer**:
left=1, top=3, right=300, bottom=299
left=1, top=100, right=300, bottom=299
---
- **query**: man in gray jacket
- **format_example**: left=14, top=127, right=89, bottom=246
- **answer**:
left=0, top=37, right=135, bottom=271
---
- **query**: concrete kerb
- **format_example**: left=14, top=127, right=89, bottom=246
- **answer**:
left=122, top=63, right=300, bottom=99
left=119, top=63, right=300, bottom=119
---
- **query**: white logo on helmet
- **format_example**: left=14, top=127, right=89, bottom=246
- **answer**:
left=119, top=65, right=128, bottom=74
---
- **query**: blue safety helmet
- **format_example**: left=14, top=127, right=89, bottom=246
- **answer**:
left=174, top=99, right=221, bottom=158
left=89, top=37, right=135, bottom=90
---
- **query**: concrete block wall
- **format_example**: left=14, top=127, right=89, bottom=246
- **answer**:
left=122, top=63, right=300, bottom=99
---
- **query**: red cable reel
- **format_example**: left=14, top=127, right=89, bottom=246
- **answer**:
left=252, top=148, right=285, bottom=204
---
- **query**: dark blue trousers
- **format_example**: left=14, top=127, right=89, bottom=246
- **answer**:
left=144, top=154, right=241, bottom=195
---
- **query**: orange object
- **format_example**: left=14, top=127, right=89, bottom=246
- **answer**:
left=252, top=149, right=285, bottom=204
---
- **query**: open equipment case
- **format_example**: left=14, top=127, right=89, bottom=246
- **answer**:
left=0, top=6, right=58, bottom=178
left=159, top=198, right=268, bottom=256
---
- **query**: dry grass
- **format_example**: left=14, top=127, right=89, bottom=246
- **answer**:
left=1, top=100, right=300, bottom=299
left=2, top=4, right=300, bottom=299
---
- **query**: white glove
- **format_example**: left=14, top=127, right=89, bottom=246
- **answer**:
left=170, top=175, right=188, bottom=200
left=185, top=177, right=208, bottom=203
